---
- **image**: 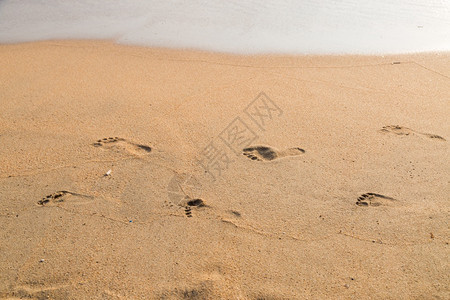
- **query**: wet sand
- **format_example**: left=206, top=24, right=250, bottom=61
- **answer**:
left=0, top=40, right=449, bottom=299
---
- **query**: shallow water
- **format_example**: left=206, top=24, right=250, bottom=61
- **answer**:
left=0, top=0, right=449, bottom=54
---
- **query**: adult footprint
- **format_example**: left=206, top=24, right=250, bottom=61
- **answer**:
left=93, top=137, right=152, bottom=155
left=242, top=145, right=305, bottom=161
left=380, top=125, right=445, bottom=141
left=37, top=191, right=93, bottom=206
left=356, top=193, right=396, bottom=207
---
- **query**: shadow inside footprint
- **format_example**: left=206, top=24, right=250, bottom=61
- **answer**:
left=243, top=145, right=305, bottom=162
left=356, top=193, right=396, bottom=207
left=229, top=210, right=241, bottom=217
left=135, top=144, right=152, bottom=152
left=243, top=146, right=277, bottom=161
left=187, top=199, right=205, bottom=207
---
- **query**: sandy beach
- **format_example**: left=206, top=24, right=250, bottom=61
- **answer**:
left=0, top=40, right=449, bottom=299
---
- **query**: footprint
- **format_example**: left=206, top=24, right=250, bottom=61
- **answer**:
left=159, top=286, right=210, bottom=299
left=93, top=137, right=152, bottom=155
left=7, top=283, right=70, bottom=300
left=181, top=198, right=206, bottom=218
left=356, top=193, right=396, bottom=207
left=243, top=145, right=305, bottom=161
left=37, top=191, right=93, bottom=206
left=380, top=125, right=445, bottom=141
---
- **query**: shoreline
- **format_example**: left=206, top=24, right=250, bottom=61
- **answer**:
left=2, top=38, right=450, bottom=58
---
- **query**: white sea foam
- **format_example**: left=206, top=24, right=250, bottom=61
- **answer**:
left=0, top=0, right=449, bottom=54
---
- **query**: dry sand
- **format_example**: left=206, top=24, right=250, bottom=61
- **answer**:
left=0, top=40, right=449, bottom=299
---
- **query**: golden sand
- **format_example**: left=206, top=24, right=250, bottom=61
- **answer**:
left=0, top=41, right=449, bottom=299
